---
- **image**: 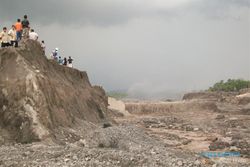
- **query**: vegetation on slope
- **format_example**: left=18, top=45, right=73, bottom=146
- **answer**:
left=208, top=79, right=250, bottom=92
left=107, top=91, right=128, bottom=99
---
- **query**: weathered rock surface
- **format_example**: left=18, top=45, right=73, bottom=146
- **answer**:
left=0, top=40, right=108, bottom=143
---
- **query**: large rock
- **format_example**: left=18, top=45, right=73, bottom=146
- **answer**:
left=237, top=93, right=250, bottom=105
left=108, top=97, right=131, bottom=117
left=0, top=40, right=108, bottom=143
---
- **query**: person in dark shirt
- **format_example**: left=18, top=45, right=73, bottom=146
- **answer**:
left=63, top=57, right=67, bottom=66
left=67, top=56, right=73, bottom=68
left=41, top=40, right=46, bottom=55
left=21, top=15, right=30, bottom=38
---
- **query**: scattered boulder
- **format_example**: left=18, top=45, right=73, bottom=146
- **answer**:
left=215, top=114, right=225, bottom=120
left=193, top=127, right=199, bottom=131
left=76, top=139, right=87, bottom=147
left=103, top=122, right=112, bottom=128
left=205, top=136, right=218, bottom=142
left=185, top=126, right=193, bottom=131
left=182, top=139, right=192, bottom=145
left=177, top=160, right=183, bottom=166
left=229, top=146, right=239, bottom=151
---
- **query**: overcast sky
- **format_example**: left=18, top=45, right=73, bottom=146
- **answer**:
left=1, top=0, right=250, bottom=97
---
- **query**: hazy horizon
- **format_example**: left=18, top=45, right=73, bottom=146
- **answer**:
left=1, top=0, right=249, bottom=98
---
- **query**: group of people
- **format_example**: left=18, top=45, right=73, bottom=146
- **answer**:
left=1, top=14, right=74, bottom=68
left=51, top=48, right=74, bottom=68
left=0, top=15, right=40, bottom=48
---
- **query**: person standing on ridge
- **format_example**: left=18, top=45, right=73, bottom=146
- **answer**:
left=51, top=48, right=59, bottom=60
left=63, top=57, right=67, bottom=66
left=58, top=56, right=63, bottom=65
left=29, top=29, right=38, bottom=41
left=8, top=25, right=18, bottom=47
left=0, top=27, right=10, bottom=47
left=15, top=19, right=22, bottom=41
left=67, top=56, right=73, bottom=68
left=41, top=40, right=46, bottom=55
left=21, top=15, right=30, bottom=38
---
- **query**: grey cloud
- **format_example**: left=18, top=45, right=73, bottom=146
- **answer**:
left=0, top=0, right=249, bottom=99
left=0, top=0, right=249, bottom=26
left=0, top=0, right=142, bottom=26
left=184, top=0, right=250, bottom=19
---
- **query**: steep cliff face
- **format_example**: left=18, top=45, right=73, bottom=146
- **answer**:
left=0, top=40, right=108, bottom=143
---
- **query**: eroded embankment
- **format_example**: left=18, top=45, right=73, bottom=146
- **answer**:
left=125, top=100, right=219, bottom=115
left=0, top=40, right=109, bottom=144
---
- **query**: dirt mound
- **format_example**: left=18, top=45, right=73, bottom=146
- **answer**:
left=240, top=88, right=250, bottom=94
left=183, top=91, right=250, bottom=106
left=183, top=91, right=238, bottom=102
left=0, top=40, right=108, bottom=143
left=237, top=93, right=250, bottom=105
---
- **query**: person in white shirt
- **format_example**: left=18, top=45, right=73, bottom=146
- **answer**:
left=0, top=27, right=10, bottom=47
left=29, top=29, right=38, bottom=41
left=8, top=25, right=18, bottom=47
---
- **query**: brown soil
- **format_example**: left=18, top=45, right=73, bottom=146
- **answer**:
left=0, top=40, right=109, bottom=144
left=121, top=97, right=250, bottom=166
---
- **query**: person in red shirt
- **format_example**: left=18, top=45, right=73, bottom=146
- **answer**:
left=15, top=19, right=22, bottom=41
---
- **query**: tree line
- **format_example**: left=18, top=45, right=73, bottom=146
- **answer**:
left=209, top=79, right=250, bottom=92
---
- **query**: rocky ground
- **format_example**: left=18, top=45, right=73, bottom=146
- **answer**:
left=0, top=92, right=249, bottom=167
left=122, top=92, right=250, bottom=166
left=0, top=125, right=212, bottom=167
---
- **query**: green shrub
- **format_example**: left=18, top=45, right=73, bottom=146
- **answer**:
left=208, top=79, right=250, bottom=92
left=107, top=91, right=128, bottom=99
